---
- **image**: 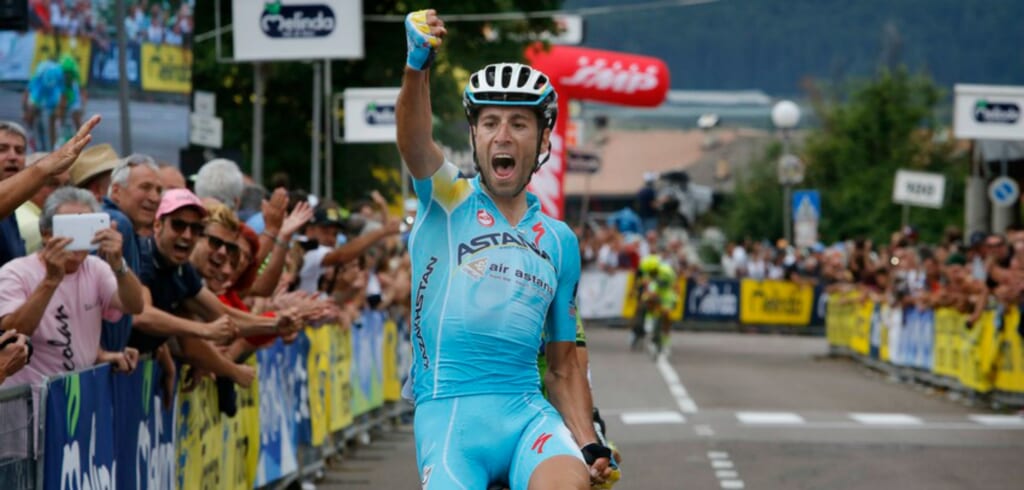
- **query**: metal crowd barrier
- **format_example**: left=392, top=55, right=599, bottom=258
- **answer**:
left=0, top=384, right=35, bottom=490
left=825, top=293, right=1024, bottom=409
left=7, top=308, right=413, bottom=490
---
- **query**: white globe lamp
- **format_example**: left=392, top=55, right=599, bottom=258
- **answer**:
left=771, top=100, right=801, bottom=129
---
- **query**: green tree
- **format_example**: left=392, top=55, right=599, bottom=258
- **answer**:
left=192, top=1, right=560, bottom=204
left=721, top=68, right=967, bottom=244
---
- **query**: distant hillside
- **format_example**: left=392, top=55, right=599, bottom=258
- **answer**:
left=562, top=0, right=1024, bottom=95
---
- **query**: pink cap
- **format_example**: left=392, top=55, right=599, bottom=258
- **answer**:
left=156, top=189, right=208, bottom=220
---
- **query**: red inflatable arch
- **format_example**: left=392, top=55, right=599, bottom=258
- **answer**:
left=524, top=44, right=670, bottom=219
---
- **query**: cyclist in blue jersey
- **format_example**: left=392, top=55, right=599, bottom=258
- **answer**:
left=22, top=60, right=64, bottom=150
left=397, top=9, right=612, bottom=490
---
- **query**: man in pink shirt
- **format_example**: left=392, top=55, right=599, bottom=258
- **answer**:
left=0, top=187, right=145, bottom=389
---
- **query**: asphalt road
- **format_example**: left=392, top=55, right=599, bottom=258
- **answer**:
left=318, top=327, right=1024, bottom=490
left=0, top=88, right=188, bottom=164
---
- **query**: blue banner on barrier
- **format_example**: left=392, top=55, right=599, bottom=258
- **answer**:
left=44, top=365, right=116, bottom=490
left=89, top=40, right=141, bottom=87
left=683, top=278, right=739, bottom=322
left=811, top=288, right=827, bottom=326
left=112, top=360, right=175, bottom=490
left=289, top=333, right=313, bottom=446
left=869, top=303, right=882, bottom=360
left=918, top=308, right=934, bottom=370
left=256, top=340, right=299, bottom=485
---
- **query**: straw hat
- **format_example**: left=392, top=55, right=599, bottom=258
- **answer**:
left=69, top=143, right=120, bottom=186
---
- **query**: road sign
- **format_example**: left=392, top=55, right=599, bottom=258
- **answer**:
left=792, top=189, right=820, bottom=248
left=777, top=154, right=804, bottom=185
left=189, top=113, right=223, bottom=149
left=792, top=190, right=820, bottom=221
left=988, top=176, right=1020, bottom=208
left=892, top=170, right=945, bottom=209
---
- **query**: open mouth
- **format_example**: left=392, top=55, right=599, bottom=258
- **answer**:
left=172, top=240, right=191, bottom=255
left=492, top=154, right=516, bottom=180
left=2, top=164, right=19, bottom=176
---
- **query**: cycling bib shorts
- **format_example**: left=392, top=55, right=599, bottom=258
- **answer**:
left=414, top=393, right=583, bottom=490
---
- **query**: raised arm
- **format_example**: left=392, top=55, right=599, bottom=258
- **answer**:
left=396, top=10, right=446, bottom=180
left=0, top=115, right=99, bottom=218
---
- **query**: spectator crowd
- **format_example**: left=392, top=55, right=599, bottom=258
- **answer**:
left=0, top=117, right=412, bottom=422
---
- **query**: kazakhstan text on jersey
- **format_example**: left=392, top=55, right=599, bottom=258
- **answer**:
left=407, top=161, right=581, bottom=405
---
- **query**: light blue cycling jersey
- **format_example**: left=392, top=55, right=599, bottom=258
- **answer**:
left=28, top=60, right=64, bottom=110
left=408, top=161, right=581, bottom=405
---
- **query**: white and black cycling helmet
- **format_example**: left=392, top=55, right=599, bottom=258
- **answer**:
left=463, top=63, right=559, bottom=173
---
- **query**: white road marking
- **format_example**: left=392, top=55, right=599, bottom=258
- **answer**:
left=969, top=414, right=1024, bottom=426
left=656, top=356, right=699, bottom=413
left=696, top=425, right=716, bottom=437
left=716, top=470, right=738, bottom=479
left=736, top=411, right=805, bottom=425
left=619, top=410, right=686, bottom=425
left=707, top=451, right=729, bottom=460
left=711, top=460, right=734, bottom=469
left=720, top=480, right=745, bottom=489
left=849, top=413, right=922, bottom=425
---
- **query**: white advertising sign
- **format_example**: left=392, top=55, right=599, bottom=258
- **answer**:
left=232, top=0, right=364, bottom=61
left=343, top=88, right=401, bottom=143
left=194, top=91, right=216, bottom=117
left=189, top=114, right=223, bottom=149
left=954, top=84, right=1024, bottom=141
left=892, top=170, right=946, bottom=209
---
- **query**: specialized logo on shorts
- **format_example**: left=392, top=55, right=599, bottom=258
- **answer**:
left=421, top=464, right=433, bottom=489
left=531, top=432, right=553, bottom=454
left=462, top=257, right=488, bottom=279
left=477, top=209, right=495, bottom=227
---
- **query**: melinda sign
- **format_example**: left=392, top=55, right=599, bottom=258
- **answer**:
left=954, top=84, right=1024, bottom=141
left=232, top=0, right=363, bottom=61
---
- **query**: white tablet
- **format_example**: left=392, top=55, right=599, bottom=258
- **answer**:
left=52, top=213, right=110, bottom=251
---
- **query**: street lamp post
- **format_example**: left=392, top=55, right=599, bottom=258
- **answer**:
left=772, top=100, right=802, bottom=246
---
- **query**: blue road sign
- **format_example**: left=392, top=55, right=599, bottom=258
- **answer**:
left=792, top=189, right=821, bottom=221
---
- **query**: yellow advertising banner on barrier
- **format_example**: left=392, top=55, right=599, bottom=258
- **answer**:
left=230, top=357, right=260, bottom=490
left=329, top=325, right=354, bottom=432
left=141, top=42, right=192, bottom=93
left=995, top=307, right=1024, bottom=393
left=740, top=279, right=814, bottom=326
left=621, top=272, right=638, bottom=319
left=825, top=292, right=855, bottom=348
left=849, top=300, right=874, bottom=356
left=175, top=372, right=224, bottom=490
left=383, top=320, right=401, bottom=402
left=31, top=34, right=91, bottom=85
left=958, top=311, right=995, bottom=393
left=306, top=326, right=331, bottom=446
left=932, top=308, right=962, bottom=378
left=878, top=304, right=891, bottom=362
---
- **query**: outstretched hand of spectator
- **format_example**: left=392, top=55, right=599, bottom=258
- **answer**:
left=261, top=187, right=289, bottom=234
left=36, top=115, right=101, bottom=176
left=93, top=221, right=124, bottom=268
left=280, top=200, right=313, bottom=239
left=98, top=347, right=139, bottom=373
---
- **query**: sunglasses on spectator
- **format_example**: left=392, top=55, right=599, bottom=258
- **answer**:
left=168, top=218, right=204, bottom=236
left=204, top=234, right=241, bottom=263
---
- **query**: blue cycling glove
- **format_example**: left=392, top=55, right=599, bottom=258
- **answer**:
left=405, top=10, right=439, bottom=71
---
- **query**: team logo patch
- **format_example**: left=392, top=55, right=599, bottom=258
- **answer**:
left=532, top=222, right=546, bottom=246
left=463, top=258, right=488, bottom=279
left=477, top=209, right=495, bottom=227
